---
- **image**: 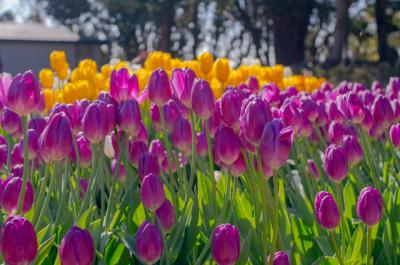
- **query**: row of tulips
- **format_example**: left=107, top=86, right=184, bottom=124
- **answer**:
left=0, top=65, right=399, bottom=265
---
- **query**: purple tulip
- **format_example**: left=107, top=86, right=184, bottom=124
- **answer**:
left=155, top=199, right=176, bottom=232
left=51, top=104, right=78, bottom=132
left=59, top=226, right=95, bottom=265
left=138, top=152, right=160, bottom=181
left=266, top=251, right=290, bottom=265
left=205, top=105, right=222, bottom=137
left=316, top=104, right=328, bottom=127
left=11, top=143, right=23, bottom=166
left=171, top=118, right=192, bottom=155
left=39, top=112, right=73, bottom=163
left=298, top=113, right=313, bottom=138
left=0, top=176, right=34, bottom=214
left=328, top=121, right=346, bottom=145
left=98, top=91, right=118, bottom=109
left=390, top=124, right=400, bottom=148
left=137, top=122, right=149, bottom=144
left=247, top=76, right=259, bottom=93
left=240, top=96, right=272, bottom=146
left=0, top=71, right=41, bottom=116
left=261, top=83, right=281, bottom=107
left=0, top=144, right=7, bottom=170
left=341, top=92, right=365, bottom=124
left=342, top=135, right=363, bottom=165
left=214, top=125, right=240, bottom=166
left=110, top=68, right=139, bottom=103
left=149, top=68, right=172, bottom=107
left=324, top=144, right=348, bottom=183
left=314, top=191, right=340, bottom=230
left=220, top=89, right=243, bottom=131
left=260, top=119, right=294, bottom=170
left=357, top=186, right=383, bottom=226
left=306, top=159, right=320, bottom=181
left=196, top=132, right=208, bottom=158
left=171, top=68, right=196, bottom=108
left=361, top=107, right=374, bottom=132
left=82, top=101, right=110, bottom=144
left=1, top=108, right=21, bottom=135
left=282, top=101, right=302, bottom=134
left=231, top=154, right=246, bottom=177
left=372, top=95, right=395, bottom=131
left=149, top=139, right=165, bottom=164
left=328, top=102, right=345, bottom=124
left=28, top=117, right=47, bottom=136
left=0, top=216, right=38, bottom=265
left=79, top=178, right=88, bottom=199
left=136, top=221, right=163, bottom=265
left=211, top=223, right=240, bottom=265
left=70, top=135, right=92, bottom=168
left=302, top=97, right=319, bottom=122
left=19, top=129, right=39, bottom=160
left=140, top=173, right=165, bottom=211
left=117, top=98, right=141, bottom=135
left=191, top=79, right=216, bottom=120
left=164, top=100, right=183, bottom=133
left=128, top=140, right=147, bottom=168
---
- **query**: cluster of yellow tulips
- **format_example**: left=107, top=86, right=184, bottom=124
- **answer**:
left=39, top=50, right=326, bottom=109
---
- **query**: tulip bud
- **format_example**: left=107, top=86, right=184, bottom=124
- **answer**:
left=171, top=68, right=196, bottom=108
left=282, top=101, right=302, bottom=134
left=98, top=91, right=118, bottom=109
left=137, top=122, right=149, bottom=144
left=11, top=143, right=23, bottom=166
left=0, top=176, right=34, bottom=214
left=136, top=221, right=163, bottom=265
left=155, top=199, right=176, bottom=232
left=148, top=68, right=172, bottom=107
left=79, top=178, right=88, bottom=199
left=2, top=71, right=41, bottom=116
left=19, top=129, right=39, bottom=160
left=372, top=95, right=395, bottom=131
left=306, top=159, right=320, bottom=181
left=328, top=121, right=346, bottom=145
left=231, top=154, right=246, bottom=177
left=324, top=144, right=348, bottom=183
left=247, top=76, right=259, bottom=93
left=215, top=58, right=230, bottom=83
left=39, top=112, right=73, bottom=163
left=163, top=99, right=183, bottom=133
left=59, top=226, right=95, bottom=265
left=128, top=140, right=147, bottom=168
left=314, top=191, right=340, bottom=230
left=390, top=124, right=400, bottom=148
left=140, top=173, right=165, bottom=211
left=266, top=251, right=290, bottom=265
left=117, top=99, right=141, bottom=135
left=261, top=83, right=281, bottom=106
left=361, top=107, right=374, bottom=132
left=82, top=101, right=109, bottom=144
left=205, top=105, right=222, bottom=137
left=0, top=216, right=37, bottom=265
left=357, top=186, right=383, bottom=226
left=214, top=125, right=240, bottom=165
left=342, top=135, right=363, bottom=165
left=110, top=68, right=139, bottom=103
left=149, top=139, right=165, bottom=164
left=302, top=97, right=319, bottom=122
left=220, top=89, right=243, bottom=131
left=70, top=135, right=92, bottom=168
left=191, top=79, right=216, bottom=120
left=196, top=132, right=208, bottom=158
left=171, top=118, right=192, bottom=154
left=138, top=152, right=160, bottom=181
left=1, top=108, right=21, bottom=135
left=28, top=117, right=47, bottom=136
left=260, top=119, right=294, bottom=170
left=328, top=102, right=345, bottom=124
left=198, top=52, right=214, bottom=75
left=211, top=223, right=240, bottom=265
left=111, top=159, right=126, bottom=183
left=0, top=144, right=7, bottom=170
left=240, top=96, right=272, bottom=146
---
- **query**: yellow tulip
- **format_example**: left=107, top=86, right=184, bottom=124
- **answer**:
left=39, top=68, right=54, bottom=89
left=42, top=89, right=54, bottom=109
left=215, top=58, right=230, bottom=83
left=50, top=50, right=67, bottom=72
left=57, top=64, right=69, bottom=81
left=197, top=52, right=213, bottom=75
left=101, top=64, right=112, bottom=78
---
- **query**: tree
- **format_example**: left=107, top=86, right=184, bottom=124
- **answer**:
left=375, top=0, right=397, bottom=63
left=329, top=0, right=350, bottom=65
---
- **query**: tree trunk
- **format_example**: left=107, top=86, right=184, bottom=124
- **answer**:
left=375, top=0, right=397, bottom=63
left=266, top=0, right=313, bottom=66
left=329, top=0, right=350, bottom=65
left=159, top=0, right=174, bottom=52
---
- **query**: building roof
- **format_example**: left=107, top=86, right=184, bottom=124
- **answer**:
left=0, top=23, right=105, bottom=44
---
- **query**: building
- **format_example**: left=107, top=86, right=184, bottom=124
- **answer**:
left=0, top=22, right=106, bottom=75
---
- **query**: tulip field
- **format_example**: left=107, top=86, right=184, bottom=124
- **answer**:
left=0, top=51, right=400, bottom=265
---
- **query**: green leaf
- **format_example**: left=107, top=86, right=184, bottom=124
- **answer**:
left=76, top=206, right=97, bottom=229
left=34, top=234, right=56, bottom=264
left=343, top=182, right=356, bottom=220
left=237, top=232, right=252, bottom=265
left=37, top=224, right=50, bottom=244
left=315, top=236, right=333, bottom=256
left=344, top=225, right=363, bottom=262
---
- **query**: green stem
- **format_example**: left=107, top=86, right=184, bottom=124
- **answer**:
left=188, top=110, right=197, bottom=194
left=35, top=163, right=56, bottom=230
left=367, top=226, right=372, bottom=265
left=329, top=231, right=344, bottom=265
left=269, top=173, right=280, bottom=265
left=204, top=119, right=217, bottom=214
left=17, top=116, right=29, bottom=214
left=104, top=155, right=121, bottom=229
left=4, top=133, right=12, bottom=175
left=54, top=159, right=69, bottom=227
left=32, top=166, right=49, bottom=225
left=72, top=137, right=81, bottom=214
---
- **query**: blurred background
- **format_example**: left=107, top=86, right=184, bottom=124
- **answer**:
left=0, top=0, right=399, bottom=84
